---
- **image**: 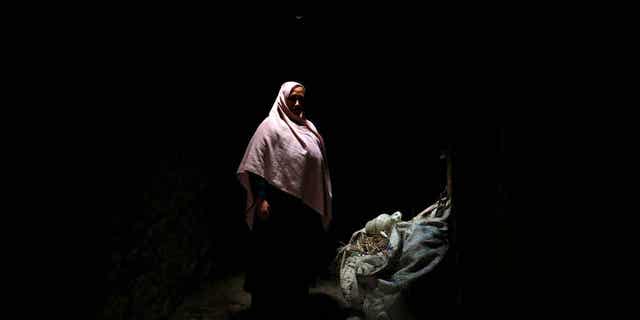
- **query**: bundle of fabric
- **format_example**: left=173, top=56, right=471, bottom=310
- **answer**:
left=337, top=200, right=451, bottom=320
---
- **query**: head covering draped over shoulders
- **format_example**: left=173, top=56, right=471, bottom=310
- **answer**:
left=237, top=81, right=333, bottom=231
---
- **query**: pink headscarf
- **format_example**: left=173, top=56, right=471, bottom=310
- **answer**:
left=237, top=81, right=333, bottom=231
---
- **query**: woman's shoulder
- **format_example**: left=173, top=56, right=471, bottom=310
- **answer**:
left=256, top=118, right=277, bottom=134
left=304, top=120, right=320, bottom=133
left=253, top=117, right=286, bottom=141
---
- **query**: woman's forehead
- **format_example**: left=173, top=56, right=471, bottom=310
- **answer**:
left=290, top=86, right=305, bottom=95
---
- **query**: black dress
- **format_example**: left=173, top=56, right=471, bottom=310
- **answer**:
left=244, top=173, right=326, bottom=318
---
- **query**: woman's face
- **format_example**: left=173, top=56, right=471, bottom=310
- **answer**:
left=286, top=86, right=305, bottom=117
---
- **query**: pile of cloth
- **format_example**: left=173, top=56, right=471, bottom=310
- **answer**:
left=337, top=200, right=451, bottom=320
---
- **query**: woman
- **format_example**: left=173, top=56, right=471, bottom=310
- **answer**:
left=237, top=81, right=333, bottom=318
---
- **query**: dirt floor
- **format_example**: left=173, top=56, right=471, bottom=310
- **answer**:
left=171, top=272, right=362, bottom=320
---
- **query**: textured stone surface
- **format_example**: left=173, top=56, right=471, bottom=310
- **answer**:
left=103, top=166, right=223, bottom=320
left=171, top=272, right=356, bottom=320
